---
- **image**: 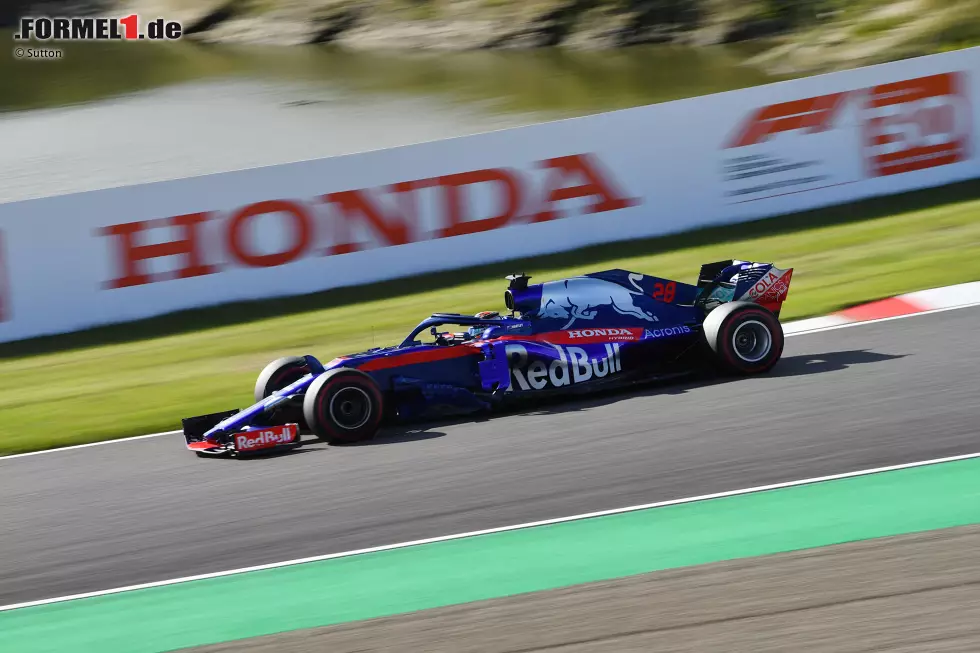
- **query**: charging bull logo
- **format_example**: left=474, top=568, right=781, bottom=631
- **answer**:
left=505, top=343, right=621, bottom=391
left=536, top=278, right=659, bottom=329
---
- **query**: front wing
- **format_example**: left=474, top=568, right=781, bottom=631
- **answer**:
left=182, top=409, right=302, bottom=457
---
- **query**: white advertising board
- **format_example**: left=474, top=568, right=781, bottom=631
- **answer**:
left=0, top=47, right=977, bottom=342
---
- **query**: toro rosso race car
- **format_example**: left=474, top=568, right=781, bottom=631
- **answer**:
left=183, top=259, right=793, bottom=456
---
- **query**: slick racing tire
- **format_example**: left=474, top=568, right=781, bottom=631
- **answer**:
left=255, top=356, right=311, bottom=428
left=702, top=302, right=783, bottom=375
left=303, top=368, right=385, bottom=444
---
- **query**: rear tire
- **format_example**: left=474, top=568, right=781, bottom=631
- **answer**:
left=702, top=302, right=783, bottom=375
left=303, top=368, right=385, bottom=444
left=255, top=356, right=310, bottom=428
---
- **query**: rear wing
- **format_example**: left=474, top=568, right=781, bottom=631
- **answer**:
left=696, top=260, right=794, bottom=316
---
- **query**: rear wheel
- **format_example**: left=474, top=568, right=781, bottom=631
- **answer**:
left=303, top=368, right=385, bottom=444
left=255, top=356, right=310, bottom=427
left=702, top=302, right=783, bottom=374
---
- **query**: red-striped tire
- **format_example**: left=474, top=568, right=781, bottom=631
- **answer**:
left=303, top=368, right=385, bottom=444
left=702, top=302, right=783, bottom=375
left=255, top=356, right=310, bottom=402
left=254, top=356, right=310, bottom=428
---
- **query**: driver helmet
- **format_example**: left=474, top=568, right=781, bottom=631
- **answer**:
left=467, top=311, right=500, bottom=338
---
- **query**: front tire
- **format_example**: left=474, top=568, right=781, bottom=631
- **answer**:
left=303, top=368, right=385, bottom=444
left=702, top=302, right=783, bottom=374
left=255, top=356, right=310, bottom=427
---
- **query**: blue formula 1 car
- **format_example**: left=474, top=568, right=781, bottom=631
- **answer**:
left=182, top=259, right=793, bottom=456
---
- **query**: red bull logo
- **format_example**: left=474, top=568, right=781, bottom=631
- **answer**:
left=235, top=424, right=298, bottom=451
left=505, top=343, right=621, bottom=391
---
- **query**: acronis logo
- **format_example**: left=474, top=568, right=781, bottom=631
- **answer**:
left=643, top=326, right=692, bottom=339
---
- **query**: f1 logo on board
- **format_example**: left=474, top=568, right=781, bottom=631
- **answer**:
left=722, top=92, right=849, bottom=202
left=234, top=424, right=298, bottom=452
left=725, top=71, right=972, bottom=194
left=505, top=343, right=621, bottom=391
left=727, top=92, right=849, bottom=148
left=862, top=72, right=971, bottom=177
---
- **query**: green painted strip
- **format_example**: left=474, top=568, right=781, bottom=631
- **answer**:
left=3, top=458, right=980, bottom=653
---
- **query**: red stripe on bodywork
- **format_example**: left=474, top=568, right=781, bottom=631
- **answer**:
left=358, top=346, right=480, bottom=371
left=495, top=328, right=644, bottom=345
left=838, top=297, right=925, bottom=322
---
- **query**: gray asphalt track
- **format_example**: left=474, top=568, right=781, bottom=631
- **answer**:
left=2, top=306, right=979, bottom=606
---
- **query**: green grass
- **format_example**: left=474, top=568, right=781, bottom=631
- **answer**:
left=921, top=0, right=980, bottom=50
left=1, top=180, right=978, bottom=455
left=850, top=14, right=908, bottom=38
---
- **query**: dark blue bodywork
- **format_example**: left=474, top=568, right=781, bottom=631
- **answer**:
left=190, top=261, right=791, bottom=446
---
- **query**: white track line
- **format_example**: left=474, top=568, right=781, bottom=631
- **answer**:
left=2, top=298, right=979, bottom=463
left=2, top=450, right=979, bottom=613
left=0, top=430, right=182, bottom=461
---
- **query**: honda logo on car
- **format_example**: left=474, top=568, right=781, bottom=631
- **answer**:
left=566, top=328, right=635, bottom=340
left=235, top=424, right=298, bottom=451
left=505, top=343, right=621, bottom=391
